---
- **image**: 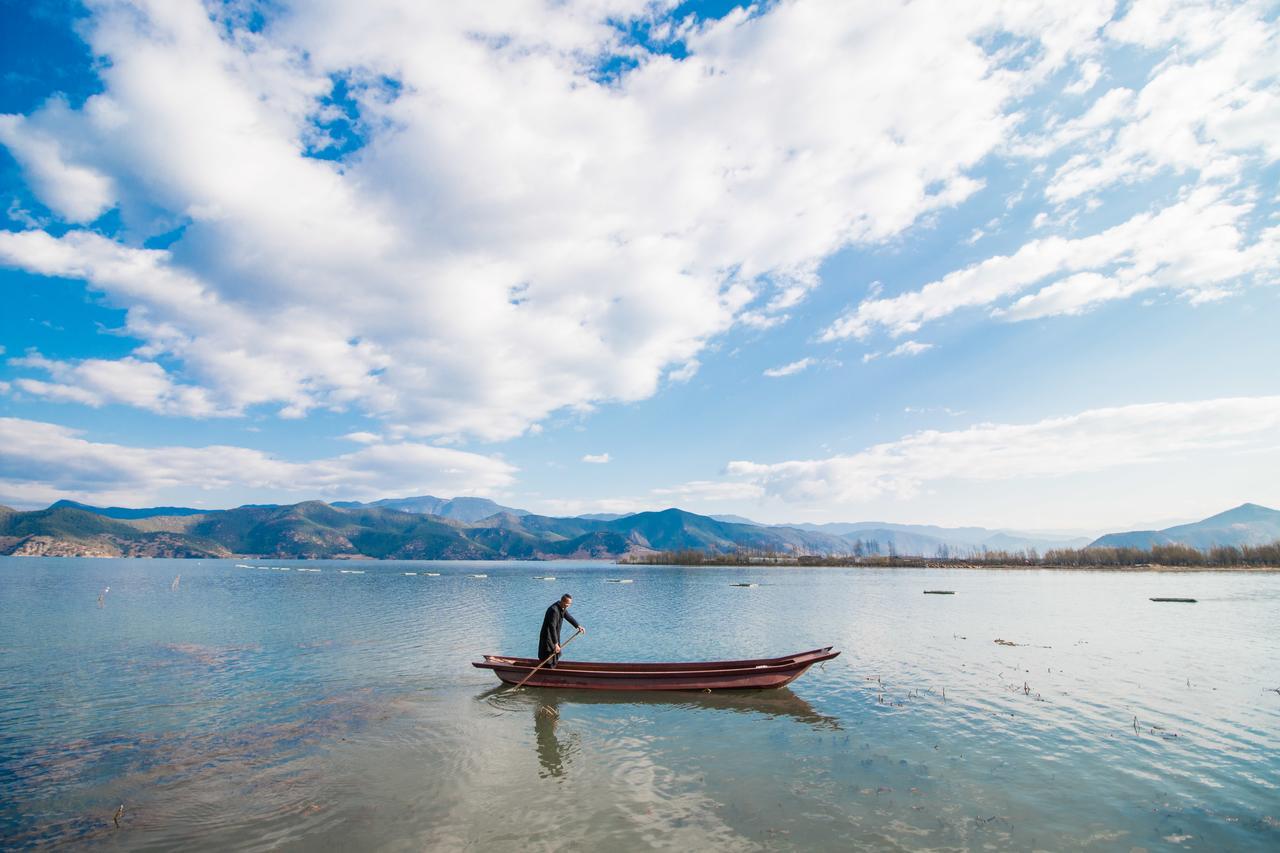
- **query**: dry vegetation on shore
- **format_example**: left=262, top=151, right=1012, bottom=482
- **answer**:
left=621, top=542, right=1280, bottom=570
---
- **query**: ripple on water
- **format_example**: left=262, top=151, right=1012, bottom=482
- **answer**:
left=1, top=559, right=1278, bottom=851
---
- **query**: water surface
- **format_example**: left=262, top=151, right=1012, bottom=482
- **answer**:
left=1, top=558, right=1277, bottom=850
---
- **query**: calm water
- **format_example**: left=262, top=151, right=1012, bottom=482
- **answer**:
left=1, top=558, right=1277, bottom=851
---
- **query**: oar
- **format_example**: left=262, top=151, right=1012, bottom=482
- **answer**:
left=513, top=628, right=583, bottom=690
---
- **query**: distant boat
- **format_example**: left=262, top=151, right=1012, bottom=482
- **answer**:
left=606, top=579, right=634, bottom=583
left=424, top=572, right=441, bottom=577
left=475, top=646, right=840, bottom=691
left=1150, top=597, right=1196, bottom=603
left=731, top=582, right=758, bottom=588
left=404, top=572, right=417, bottom=576
left=923, top=590, right=955, bottom=595
left=533, top=576, right=556, bottom=580
left=469, top=574, right=488, bottom=578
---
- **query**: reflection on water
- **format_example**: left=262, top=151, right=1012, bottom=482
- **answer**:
left=1, top=557, right=1278, bottom=851
left=482, top=686, right=842, bottom=782
left=533, top=695, right=571, bottom=779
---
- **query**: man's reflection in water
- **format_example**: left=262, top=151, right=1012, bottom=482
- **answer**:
left=534, top=696, right=565, bottom=778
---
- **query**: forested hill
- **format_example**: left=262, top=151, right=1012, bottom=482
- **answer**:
left=0, top=503, right=848, bottom=559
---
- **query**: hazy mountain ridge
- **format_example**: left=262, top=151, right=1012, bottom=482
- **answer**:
left=51, top=495, right=1092, bottom=552
left=1089, top=503, right=1280, bottom=549
left=332, top=495, right=529, bottom=522
left=3, top=500, right=1273, bottom=560
left=0, top=503, right=865, bottom=560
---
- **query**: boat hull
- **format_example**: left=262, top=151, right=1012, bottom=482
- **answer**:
left=473, top=646, right=839, bottom=691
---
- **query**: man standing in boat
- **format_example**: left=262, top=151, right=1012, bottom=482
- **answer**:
left=539, top=594, right=584, bottom=667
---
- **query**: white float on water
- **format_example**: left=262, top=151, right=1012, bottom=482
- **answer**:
left=424, top=572, right=441, bottom=576
left=404, top=572, right=417, bottom=576
left=469, top=574, right=488, bottom=578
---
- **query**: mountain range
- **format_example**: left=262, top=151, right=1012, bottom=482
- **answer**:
left=1, top=497, right=1275, bottom=560
left=1087, top=503, right=1280, bottom=550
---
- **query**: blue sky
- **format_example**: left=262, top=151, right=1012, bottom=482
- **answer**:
left=1, top=0, right=1278, bottom=532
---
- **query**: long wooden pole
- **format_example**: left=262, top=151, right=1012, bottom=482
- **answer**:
left=513, top=628, right=583, bottom=690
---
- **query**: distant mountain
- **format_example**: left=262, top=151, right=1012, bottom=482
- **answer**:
left=0, top=502, right=853, bottom=559
left=9, top=499, right=1270, bottom=561
left=0, top=505, right=230, bottom=557
left=332, top=495, right=530, bottom=522
left=709, top=514, right=764, bottom=526
left=1090, top=503, right=1280, bottom=550
left=788, top=520, right=1089, bottom=554
left=48, top=499, right=208, bottom=519
left=576, top=513, right=631, bottom=521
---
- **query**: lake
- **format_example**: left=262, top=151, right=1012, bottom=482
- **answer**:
left=1, top=558, right=1277, bottom=850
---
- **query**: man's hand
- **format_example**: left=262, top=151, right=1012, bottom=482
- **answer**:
left=577, top=626, right=586, bottom=635
left=554, top=643, right=561, bottom=653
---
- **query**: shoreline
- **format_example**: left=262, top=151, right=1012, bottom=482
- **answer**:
left=3, top=554, right=1278, bottom=572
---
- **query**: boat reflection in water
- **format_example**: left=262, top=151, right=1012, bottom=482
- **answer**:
left=481, top=686, right=840, bottom=779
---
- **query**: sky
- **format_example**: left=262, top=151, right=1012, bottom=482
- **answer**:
left=0, top=0, right=1277, bottom=533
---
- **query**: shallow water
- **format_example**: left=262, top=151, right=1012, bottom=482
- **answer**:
left=1, top=558, right=1277, bottom=850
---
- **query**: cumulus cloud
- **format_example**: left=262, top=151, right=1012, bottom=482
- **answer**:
left=762, top=358, right=814, bottom=378
left=818, top=1, right=1278, bottom=347
left=581, top=453, right=610, bottom=464
left=8, top=352, right=230, bottom=417
left=0, top=417, right=517, bottom=508
left=727, top=396, right=1280, bottom=503
left=0, top=0, right=1114, bottom=439
left=1044, top=0, right=1280, bottom=204
left=824, top=187, right=1280, bottom=339
left=0, top=104, right=115, bottom=222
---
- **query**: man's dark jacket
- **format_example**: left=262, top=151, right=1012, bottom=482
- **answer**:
left=538, top=600, right=581, bottom=663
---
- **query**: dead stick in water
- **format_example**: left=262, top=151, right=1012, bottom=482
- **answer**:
left=513, top=629, right=583, bottom=690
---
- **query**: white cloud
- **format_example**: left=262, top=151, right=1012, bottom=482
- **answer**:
left=666, top=359, right=700, bottom=384
left=0, top=417, right=517, bottom=508
left=1063, top=59, right=1102, bottom=95
left=762, top=357, right=814, bottom=378
left=727, top=396, right=1280, bottom=503
left=1045, top=1, right=1279, bottom=203
left=0, top=103, right=116, bottom=222
left=9, top=352, right=230, bottom=417
left=824, top=187, right=1280, bottom=338
left=862, top=340, right=933, bottom=363
left=581, top=453, right=611, bottom=464
left=0, top=0, right=1113, bottom=439
left=341, top=431, right=382, bottom=444
left=651, top=480, right=765, bottom=503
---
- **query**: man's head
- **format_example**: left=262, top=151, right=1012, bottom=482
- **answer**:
left=560, top=594, right=572, bottom=609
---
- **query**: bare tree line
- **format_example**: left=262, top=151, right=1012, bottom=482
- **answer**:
left=621, top=541, right=1280, bottom=568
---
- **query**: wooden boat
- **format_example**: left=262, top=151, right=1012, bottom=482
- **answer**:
left=473, top=646, right=840, bottom=691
